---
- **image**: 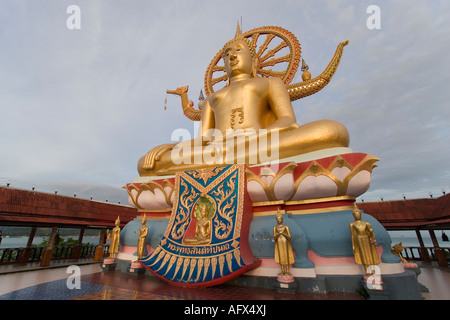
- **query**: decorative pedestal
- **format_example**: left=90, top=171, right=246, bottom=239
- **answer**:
left=404, top=262, right=429, bottom=293
left=361, top=280, right=389, bottom=300
left=101, top=258, right=117, bottom=271
left=127, top=261, right=146, bottom=275
left=364, top=273, right=383, bottom=291
left=277, top=274, right=294, bottom=283
left=118, top=151, right=424, bottom=299
left=403, top=262, right=418, bottom=268
left=275, top=274, right=297, bottom=293
left=125, top=151, right=379, bottom=211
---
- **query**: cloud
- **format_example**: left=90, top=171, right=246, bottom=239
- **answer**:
left=0, top=0, right=449, bottom=204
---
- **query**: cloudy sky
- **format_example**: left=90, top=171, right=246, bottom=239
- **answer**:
left=1, top=0, right=449, bottom=204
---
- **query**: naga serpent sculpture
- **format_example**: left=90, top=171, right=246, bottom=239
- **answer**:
left=166, top=26, right=349, bottom=121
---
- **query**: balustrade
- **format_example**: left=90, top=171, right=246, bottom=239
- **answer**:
left=0, top=248, right=21, bottom=263
left=401, top=246, right=450, bottom=263
left=0, top=244, right=109, bottom=264
left=3, top=243, right=447, bottom=267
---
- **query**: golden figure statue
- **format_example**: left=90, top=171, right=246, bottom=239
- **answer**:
left=137, top=24, right=350, bottom=177
left=349, top=204, right=380, bottom=272
left=274, top=211, right=295, bottom=276
left=108, top=216, right=121, bottom=259
left=184, top=203, right=212, bottom=245
left=136, top=216, right=149, bottom=261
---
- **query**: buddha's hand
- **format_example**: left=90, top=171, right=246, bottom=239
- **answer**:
left=142, top=143, right=175, bottom=169
left=267, top=117, right=299, bottom=133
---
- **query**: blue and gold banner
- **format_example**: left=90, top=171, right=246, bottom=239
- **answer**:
left=140, top=164, right=260, bottom=287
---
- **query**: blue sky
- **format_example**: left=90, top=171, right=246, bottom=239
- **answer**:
left=1, top=0, right=449, bottom=204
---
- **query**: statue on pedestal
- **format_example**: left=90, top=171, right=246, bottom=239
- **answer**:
left=349, top=204, right=380, bottom=270
left=274, top=211, right=295, bottom=282
left=136, top=216, right=149, bottom=261
left=108, top=216, right=121, bottom=260
left=120, top=22, right=425, bottom=298
left=102, top=216, right=121, bottom=270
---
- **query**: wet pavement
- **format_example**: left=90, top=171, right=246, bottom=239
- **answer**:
left=0, top=262, right=362, bottom=300
left=0, top=260, right=448, bottom=302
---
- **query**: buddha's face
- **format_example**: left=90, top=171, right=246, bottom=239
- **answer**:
left=200, top=205, right=208, bottom=218
left=223, top=40, right=253, bottom=78
left=352, top=209, right=361, bottom=220
left=276, top=214, right=283, bottom=224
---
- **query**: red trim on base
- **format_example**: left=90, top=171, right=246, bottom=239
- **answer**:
left=140, top=212, right=171, bottom=219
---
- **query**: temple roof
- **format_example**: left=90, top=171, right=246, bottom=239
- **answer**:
left=0, top=186, right=137, bottom=228
left=358, top=194, right=450, bottom=230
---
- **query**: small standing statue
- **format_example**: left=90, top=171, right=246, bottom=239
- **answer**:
left=108, top=216, right=121, bottom=259
left=350, top=204, right=382, bottom=289
left=274, top=211, right=295, bottom=283
left=136, top=216, right=149, bottom=261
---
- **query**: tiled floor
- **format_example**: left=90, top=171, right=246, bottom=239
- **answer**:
left=72, top=270, right=364, bottom=300
left=0, top=263, right=362, bottom=300
left=0, top=261, right=449, bottom=301
left=0, top=263, right=101, bottom=296
left=0, top=278, right=107, bottom=300
left=418, top=266, right=450, bottom=300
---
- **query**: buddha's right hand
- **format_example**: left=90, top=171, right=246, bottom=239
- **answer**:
left=142, top=143, right=175, bottom=169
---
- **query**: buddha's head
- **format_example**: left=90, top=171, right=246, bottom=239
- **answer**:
left=276, top=211, right=283, bottom=225
left=222, top=23, right=259, bottom=79
left=199, top=203, right=208, bottom=218
left=352, top=204, right=361, bottom=220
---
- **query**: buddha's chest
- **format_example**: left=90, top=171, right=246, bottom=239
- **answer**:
left=211, top=80, right=269, bottom=130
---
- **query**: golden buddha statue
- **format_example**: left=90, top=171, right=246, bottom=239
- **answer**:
left=273, top=211, right=295, bottom=276
left=137, top=24, right=349, bottom=177
left=108, top=216, right=121, bottom=259
left=349, top=204, right=380, bottom=273
left=184, top=203, right=212, bottom=245
left=136, top=216, right=148, bottom=260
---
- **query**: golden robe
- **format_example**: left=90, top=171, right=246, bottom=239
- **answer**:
left=350, top=221, right=380, bottom=267
left=274, top=224, right=295, bottom=266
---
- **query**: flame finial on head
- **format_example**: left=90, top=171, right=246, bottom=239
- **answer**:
left=222, top=21, right=257, bottom=59
left=235, top=21, right=244, bottom=40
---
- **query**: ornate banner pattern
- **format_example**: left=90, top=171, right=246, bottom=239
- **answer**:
left=140, top=164, right=260, bottom=287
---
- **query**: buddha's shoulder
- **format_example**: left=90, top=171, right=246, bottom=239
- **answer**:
left=267, top=76, right=286, bottom=86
